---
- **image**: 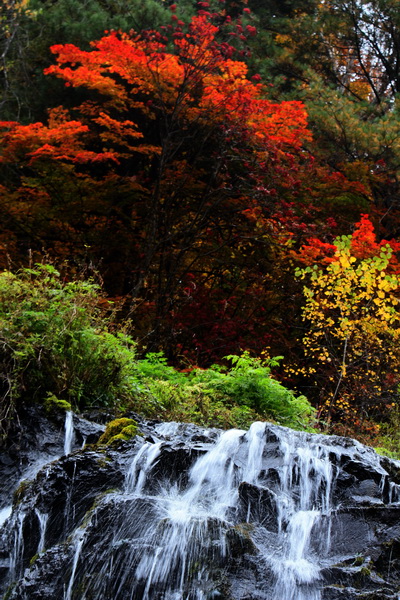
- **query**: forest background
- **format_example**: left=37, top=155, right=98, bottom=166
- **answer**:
left=1, top=0, right=400, bottom=453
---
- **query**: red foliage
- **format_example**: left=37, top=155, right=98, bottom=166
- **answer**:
left=0, top=10, right=384, bottom=365
left=295, top=214, right=400, bottom=271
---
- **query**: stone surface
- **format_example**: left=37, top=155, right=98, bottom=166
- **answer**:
left=1, top=410, right=400, bottom=600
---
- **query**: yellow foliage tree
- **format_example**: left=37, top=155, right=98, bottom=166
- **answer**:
left=295, top=218, right=400, bottom=430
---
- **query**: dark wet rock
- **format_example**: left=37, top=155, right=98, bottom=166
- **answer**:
left=322, top=564, right=385, bottom=591
left=0, top=405, right=65, bottom=508
left=8, top=544, right=71, bottom=600
left=378, top=456, right=400, bottom=484
left=323, top=587, right=399, bottom=599
left=0, top=405, right=108, bottom=510
left=2, top=415, right=400, bottom=600
left=340, top=458, right=387, bottom=485
left=237, top=482, right=278, bottom=531
left=147, top=443, right=202, bottom=489
left=226, top=523, right=258, bottom=557
left=72, top=414, right=105, bottom=446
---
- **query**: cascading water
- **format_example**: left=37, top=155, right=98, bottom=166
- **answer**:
left=64, top=411, right=75, bottom=456
left=47, top=423, right=341, bottom=599
left=0, top=408, right=77, bottom=593
left=272, top=436, right=334, bottom=600
left=2, top=419, right=400, bottom=600
left=0, top=409, right=75, bottom=515
left=0, top=509, right=11, bottom=530
left=34, top=509, right=48, bottom=554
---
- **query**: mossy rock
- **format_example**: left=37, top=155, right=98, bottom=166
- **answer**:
left=82, top=489, right=118, bottom=525
left=98, top=418, right=138, bottom=445
left=43, top=393, right=72, bottom=415
left=29, top=553, right=40, bottom=566
left=226, top=523, right=257, bottom=557
left=13, top=479, right=33, bottom=505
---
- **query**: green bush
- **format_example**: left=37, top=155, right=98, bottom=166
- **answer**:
left=135, top=352, right=186, bottom=384
left=190, top=352, right=316, bottom=430
left=0, top=265, right=316, bottom=441
left=0, top=264, right=138, bottom=441
left=134, top=351, right=316, bottom=431
left=374, top=404, right=400, bottom=459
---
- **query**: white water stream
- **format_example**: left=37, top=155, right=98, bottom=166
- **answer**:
left=61, top=422, right=339, bottom=600
left=5, top=419, right=398, bottom=600
left=0, top=410, right=75, bottom=590
left=64, top=411, right=75, bottom=456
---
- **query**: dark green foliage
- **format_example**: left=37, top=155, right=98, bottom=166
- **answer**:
left=2, top=0, right=173, bottom=122
left=0, top=265, right=315, bottom=440
left=375, top=405, right=400, bottom=459
left=0, top=264, right=138, bottom=441
left=135, top=353, right=187, bottom=385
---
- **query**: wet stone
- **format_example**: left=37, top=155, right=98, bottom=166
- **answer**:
left=237, top=482, right=278, bottom=531
left=2, top=414, right=400, bottom=600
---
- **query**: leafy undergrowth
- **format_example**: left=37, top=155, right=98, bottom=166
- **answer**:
left=2, top=263, right=399, bottom=457
left=0, top=264, right=139, bottom=444
left=0, top=265, right=316, bottom=444
left=130, top=352, right=317, bottom=432
left=373, top=407, right=400, bottom=460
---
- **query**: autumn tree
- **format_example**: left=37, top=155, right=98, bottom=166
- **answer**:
left=0, top=9, right=317, bottom=355
left=294, top=215, right=400, bottom=430
left=0, top=0, right=179, bottom=122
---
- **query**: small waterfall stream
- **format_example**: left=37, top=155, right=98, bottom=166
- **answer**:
left=2, top=418, right=400, bottom=600
left=64, top=411, right=75, bottom=456
left=0, top=409, right=76, bottom=588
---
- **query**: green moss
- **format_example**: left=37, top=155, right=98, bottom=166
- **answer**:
left=97, top=418, right=138, bottom=445
left=374, top=446, right=400, bottom=460
left=29, top=553, right=39, bottom=566
left=120, top=424, right=137, bottom=437
left=13, top=479, right=32, bottom=505
left=96, top=456, right=111, bottom=468
left=82, top=489, right=118, bottom=526
left=3, top=586, right=13, bottom=600
left=43, top=393, right=72, bottom=415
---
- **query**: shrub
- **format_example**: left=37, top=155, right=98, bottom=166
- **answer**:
left=191, top=352, right=316, bottom=430
left=374, top=404, right=400, bottom=459
left=0, top=264, right=138, bottom=442
left=134, top=351, right=316, bottom=431
left=0, top=265, right=316, bottom=441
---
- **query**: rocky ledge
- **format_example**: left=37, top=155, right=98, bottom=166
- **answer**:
left=0, top=408, right=400, bottom=600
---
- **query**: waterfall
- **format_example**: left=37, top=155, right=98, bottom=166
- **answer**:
left=271, top=432, right=335, bottom=600
left=59, top=423, right=339, bottom=600
left=64, top=529, right=86, bottom=600
left=0, top=507, right=12, bottom=529
left=8, top=512, right=25, bottom=582
left=4, top=419, right=400, bottom=600
left=64, top=411, right=74, bottom=456
left=34, top=509, right=48, bottom=554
